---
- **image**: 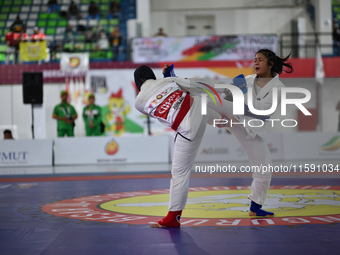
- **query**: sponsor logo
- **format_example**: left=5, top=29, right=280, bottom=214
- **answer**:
left=105, top=139, right=119, bottom=155
left=321, top=136, right=340, bottom=151
left=0, top=151, right=29, bottom=164
left=155, top=90, right=183, bottom=119
left=69, top=57, right=80, bottom=68
left=42, top=186, right=340, bottom=227
left=156, top=94, right=163, bottom=99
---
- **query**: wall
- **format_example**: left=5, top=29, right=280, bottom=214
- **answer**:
left=148, top=0, right=315, bottom=39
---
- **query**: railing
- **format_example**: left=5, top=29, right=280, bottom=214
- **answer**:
left=279, top=32, right=336, bottom=58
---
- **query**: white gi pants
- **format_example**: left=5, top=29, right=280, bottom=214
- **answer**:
left=168, top=99, right=272, bottom=211
left=207, top=99, right=272, bottom=205
left=169, top=115, right=208, bottom=211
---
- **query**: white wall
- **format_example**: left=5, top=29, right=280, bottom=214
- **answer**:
left=148, top=0, right=315, bottom=38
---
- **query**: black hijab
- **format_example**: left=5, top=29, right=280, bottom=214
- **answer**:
left=134, top=65, right=156, bottom=91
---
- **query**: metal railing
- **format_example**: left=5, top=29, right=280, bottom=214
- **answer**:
left=279, top=32, right=336, bottom=58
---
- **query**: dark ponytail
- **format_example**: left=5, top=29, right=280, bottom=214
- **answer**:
left=256, top=49, right=293, bottom=77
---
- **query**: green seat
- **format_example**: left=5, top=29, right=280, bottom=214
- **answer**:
left=107, top=51, right=112, bottom=59
left=23, top=0, right=32, bottom=5
left=14, top=0, right=22, bottom=5
left=63, top=43, right=74, bottom=51
left=12, top=6, right=20, bottom=13
left=82, top=0, right=91, bottom=4
left=46, top=27, right=56, bottom=35
left=99, top=19, right=108, bottom=26
left=100, top=5, right=109, bottom=12
left=0, top=53, right=6, bottom=61
left=109, top=18, right=119, bottom=26
left=0, top=21, right=5, bottom=28
left=57, top=20, right=67, bottom=27
left=39, top=13, right=49, bottom=19
left=47, top=20, right=57, bottom=27
left=49, top=13, right=59, bottom=19
left=1, top=7, right=11, bottom=13
left=334, top=6, right=340, bottom=13
left=4, top=0, right=11, bottom=5
left=0, top=14, right=7, bottom=20
left=37, top=20, right=47, bottom=27
left=338, top=14, right=340, bottom=20
left=102, top=0, right=110, bottom=3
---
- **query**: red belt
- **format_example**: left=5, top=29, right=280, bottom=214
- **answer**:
left=171, top=93, right=193, bottom=131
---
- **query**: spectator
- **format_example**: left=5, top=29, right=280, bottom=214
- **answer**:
left=83, top=94, right=102, bottom=136
left=110, top=26, right=122, bottom=61
left=52, top=90, right=78, bottom=137
left=3, top=130, right=14, bottom=139
left=5, top=30, right=17, bottom=64
left=333, top=18, right=340, bottom=56
left=47, top=0, right=60, bottom=14
left=31, top=27, right=46, bottom=42
left=64, top=25, right=76, bottom=43
left=109, top=1, right=122, bottom=20
left=67, top=1, right=81, bottom=19
left=14, top=29, right=29, bottom=63
left=10, top=15, right=25, bottom=33
left=95, top=30, right=109, bottom=51
left=153, top=27, right=167, bottom=37
left=87, top=1, right=100, bottom=22
left=85, top=27, right=96, bottom=43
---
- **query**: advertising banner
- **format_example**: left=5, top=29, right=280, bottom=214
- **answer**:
left=54, top=136, right=170, bottom=165
left=0, top=139, right=53, bottom=167
left=283, top=132, right=340, bottom=160
left=132, top=35, right=277, bottom=63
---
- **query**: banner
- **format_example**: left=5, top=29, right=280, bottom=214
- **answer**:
left=283, top=132, right=340, bottom=160
left=60, top=52, right=89, bottom=74
left=132, top=35, right=277, bottom=63
left=54, top=136, right=169, bottom=165
left=19, top=41, right=48, bottom=61
left=0, top=139, right=53, bottom=167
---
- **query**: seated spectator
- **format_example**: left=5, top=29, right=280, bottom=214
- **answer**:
left=67, top=1, right=81, bottom=19
left=31, top=27, right=46, bottom=42
left=87, top=1, right=100, bottom=22
left=85, top=27, right=96, bottom=43
left=109, top=1, right=122, bottom=20
left=64, top=25, right=76, bottom=43
left=47, top=0, right=60, bottom=14
left=10, top=15, right=26, bottom=33
left=5, top=30, right=17, bottom=64
left=153, top=27, right=167, bottom=37
left=109, top=26, right=122, bottom=61
left=3, top=129, right=14, bottom=139
left=95, top=30, right=109, bottom=51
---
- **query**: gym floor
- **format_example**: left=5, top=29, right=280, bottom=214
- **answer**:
left=0, top=163, right=339, bottom=255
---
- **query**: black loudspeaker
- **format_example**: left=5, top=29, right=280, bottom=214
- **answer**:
left=22, top=72, right=43, bottom=104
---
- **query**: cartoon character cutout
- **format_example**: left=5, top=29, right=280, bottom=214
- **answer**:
left=103, top=88, right=130, bottom=136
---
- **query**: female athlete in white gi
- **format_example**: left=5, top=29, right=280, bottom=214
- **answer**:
left=134, top=49, right=293, bottom=227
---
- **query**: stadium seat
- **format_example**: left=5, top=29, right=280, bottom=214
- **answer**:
left=37, top=20, right=47, bottom=27
left=39, top=13, right=49, bottom=19
left=58, top=19, right=68, bottom=27
left=47, top=20, right=57, bottom=27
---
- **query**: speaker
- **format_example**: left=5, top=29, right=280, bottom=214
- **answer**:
left=22, top=72, right=43, bottom=104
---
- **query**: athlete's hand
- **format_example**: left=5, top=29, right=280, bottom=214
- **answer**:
left=162, top=64, right=169, bottom=75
